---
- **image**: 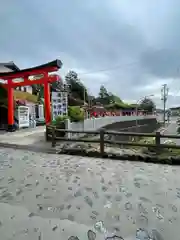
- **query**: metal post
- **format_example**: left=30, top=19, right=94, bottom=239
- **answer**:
left=163, top=91, right=166, bottom=126
left=161, top=84, right=169, bottom=126
left=135, top=105, right=138, bottom=133
left=84, top=88, right=86, bottom=106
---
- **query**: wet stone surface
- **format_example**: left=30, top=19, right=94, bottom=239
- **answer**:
left=0, top=148, right=179, bottom=239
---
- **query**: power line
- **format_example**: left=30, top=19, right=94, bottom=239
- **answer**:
left=77, top=61, right=139, bottom=76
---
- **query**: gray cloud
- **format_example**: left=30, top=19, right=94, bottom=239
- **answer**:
left=140, top=48, right=180, bottom=79
left=0, top=0, right=180, bottom=107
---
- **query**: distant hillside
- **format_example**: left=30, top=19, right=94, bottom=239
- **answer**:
left=170, top=106, right=180, bottom=110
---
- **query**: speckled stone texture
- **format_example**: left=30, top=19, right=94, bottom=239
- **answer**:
left=0, top=148, right=178, bottom=239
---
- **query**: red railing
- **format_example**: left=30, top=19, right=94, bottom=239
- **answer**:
left=88, top=111, right=154, bottom=118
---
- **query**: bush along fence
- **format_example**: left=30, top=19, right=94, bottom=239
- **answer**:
left=46, top=125, right=180, bottom=164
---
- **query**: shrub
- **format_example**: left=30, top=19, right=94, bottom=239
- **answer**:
left=139, top=137, right=155, bottom=144
left=51, top=115, right=68, bottom=128
left=68, top=106, right=85, bottom=122
left=139, top=137, right=156, bottom=152
left=162, top=140, right=176, bottom=153
left=51, top=115, right=68, bottom=137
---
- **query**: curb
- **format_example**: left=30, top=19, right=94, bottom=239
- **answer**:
left=57, top=150, right=180, bottom=165
left=0, top=142, right=56, bottom=154
left=0, top=142, right=179, bottom=166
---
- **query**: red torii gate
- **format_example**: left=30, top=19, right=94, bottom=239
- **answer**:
left=0, top=59, right=62, bottom=131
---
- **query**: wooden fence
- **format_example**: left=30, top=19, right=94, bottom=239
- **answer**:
left=46, top=125, right=180, bottom=157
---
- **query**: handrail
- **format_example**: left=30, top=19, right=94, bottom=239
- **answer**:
left=46, top=125, right=180, bottom=156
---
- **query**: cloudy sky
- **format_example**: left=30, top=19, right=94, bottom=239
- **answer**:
left=1, top=0, right=180, bottom=108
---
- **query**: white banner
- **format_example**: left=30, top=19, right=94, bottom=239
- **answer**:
left=52, top=91, right=68, bottom=120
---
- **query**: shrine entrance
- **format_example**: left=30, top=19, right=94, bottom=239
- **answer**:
left=0, top=59, right=62, bottom=131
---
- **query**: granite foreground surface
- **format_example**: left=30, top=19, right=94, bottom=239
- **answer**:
left=0, top=148, right=179, bottom=239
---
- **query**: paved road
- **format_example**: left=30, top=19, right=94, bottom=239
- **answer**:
left=0, top=148, right=180, bottom=239
left=161, top=117, right=180, bottom=145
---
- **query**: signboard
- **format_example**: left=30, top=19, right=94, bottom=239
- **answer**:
left=17, top=106, right=30, bottom=128
left=52, top=91, right=68, bottom=120
left=29, top=74, right=44, bottom=81
left=12, top=78, right=24, bottom=83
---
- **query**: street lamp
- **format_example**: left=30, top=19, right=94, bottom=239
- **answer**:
left=135, top=94, right=154, bottom=132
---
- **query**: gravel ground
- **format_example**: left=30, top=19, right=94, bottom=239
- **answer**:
left=0, top=148, right=179, bottom=239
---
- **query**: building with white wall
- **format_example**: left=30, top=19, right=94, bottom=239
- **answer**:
left=16, top=86, right=33, bottom=94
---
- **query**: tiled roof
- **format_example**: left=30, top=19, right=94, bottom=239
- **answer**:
left=0, top=61, right=20, bottom=71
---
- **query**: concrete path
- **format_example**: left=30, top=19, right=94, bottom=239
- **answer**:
left=0, top=127, right=55, bottom=153
left=0, top=126, right=45, bottom=144
left=161, top=117, right=180, bottom=145
left=0, top=147, right=179, bottom=239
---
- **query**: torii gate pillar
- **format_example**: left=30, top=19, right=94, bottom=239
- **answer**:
left=7, top=85, right=14, bottom=131
left=44, top=81, right=51, bottom=125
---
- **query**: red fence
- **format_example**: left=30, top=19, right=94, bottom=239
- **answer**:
left=89, top=110, right=153, bottom=118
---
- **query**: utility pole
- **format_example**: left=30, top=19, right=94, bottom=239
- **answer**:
left=161, top=84, right=169, bottom=126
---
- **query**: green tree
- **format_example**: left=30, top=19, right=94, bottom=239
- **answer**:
left=97, top=87, right=125, bottom=106
left=65, top=71, right=88, bottom=103
left=108, top=92, right=124, bottom=104
left=95, top=85, right=109, bottom=105
left=99, top=85, right=109, bottom=99
left=32, top=84, right=41, bottom=96
left=50, top=74, right=63, bottom=91
left=139, top=98, right=156, bottom=113
left=30, top=75, right=43, bottom=96
left=32, top=74, right=63, bottom=102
